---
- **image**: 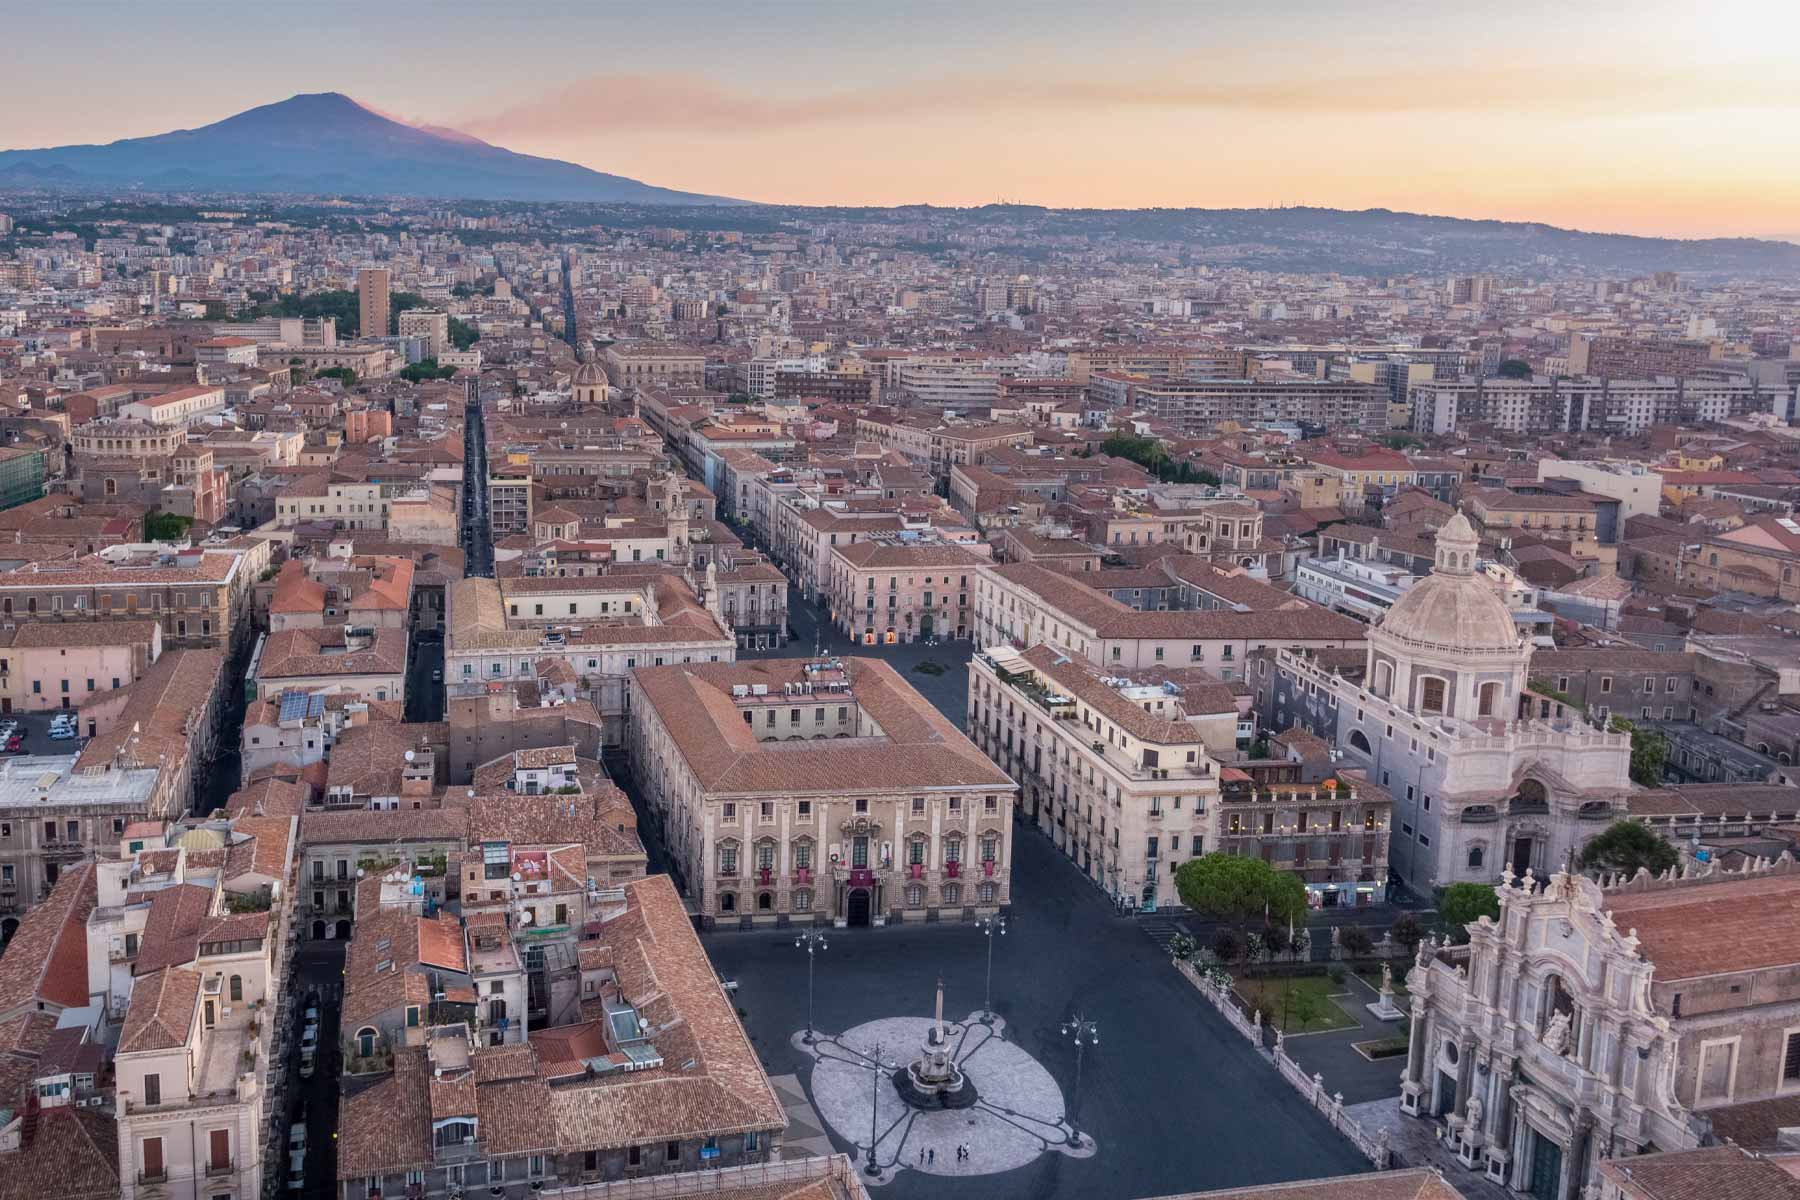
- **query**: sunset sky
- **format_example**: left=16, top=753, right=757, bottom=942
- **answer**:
left=10, top=0, right=1800, bottom=240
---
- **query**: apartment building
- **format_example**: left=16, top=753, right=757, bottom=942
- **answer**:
left=334, top=874, right=786, bottom=1197
left=0, top=548, right=253, bottom=651
left=0, top=619, right=161, bottom=713
left=446, top=575, right=734, bottom=747
left=973, top=561, right=1365, bottom=681
left=1132, top=379, right=1388, bottom=435
left=970, top=645, right=1234, bottom=909
left=601, top=342, right=706, bottom=391
left=824, top=535, right=986, bottom=644
left=397, top=308, right=449, bottom=359
left=108, top=815, right=298, bottom=1200
left=118, top=384, right=227, bottom=428
left=627, top=656, right=1016, bottom=930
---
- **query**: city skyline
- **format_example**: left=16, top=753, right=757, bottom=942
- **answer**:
left=8, top=0, right=1800, bottom=240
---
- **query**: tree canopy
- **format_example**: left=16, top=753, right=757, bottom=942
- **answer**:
left=1438, top=883, right=1500, bottom=939
left=1607, top=716, right=1669, bottom=786
left=1497, top=359, right=1533, bottom=379
left=1174, top=853, right=1307, bottom=929
left=399, top=359, right=458, bottom=383
left=1578, top=820, right=1678, bottom=878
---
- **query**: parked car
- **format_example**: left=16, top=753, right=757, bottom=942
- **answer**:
left=2, top=736, right=22, bottom=754
left=288, top=1122, right=307, bottom=1153
left=299, top=1048, right=315, bottom=1080
left=287, top=1150, right=305, bottom=1191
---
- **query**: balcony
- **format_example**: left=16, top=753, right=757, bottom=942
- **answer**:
left=794, top=867, right=811, bottom=885
left=206, top=1159, right=235, bottom=1178
left=1461, top=806, right=1500, bottom=824
left=137, top=1170, right=168, bottom=1185
left=431, top=1137, right=486, bottom=1166
left=944, top=861, right=961, bottom=879
left=847, top=867, right=874, bottom=888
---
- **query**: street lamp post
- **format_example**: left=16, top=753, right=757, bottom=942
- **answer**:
left=1061, top=1013, right=1099, bottom=1146
left=864, top=1039, right=892, bottom=1179
left=795, top=928, right=828, bottom=1044
left=976, top=914, right=1006, bottom=1023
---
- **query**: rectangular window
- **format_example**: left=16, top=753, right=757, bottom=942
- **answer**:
left=1785, top=1032, right=1800, bottom=1082
left=143, top=1073, right=161, bottom=1106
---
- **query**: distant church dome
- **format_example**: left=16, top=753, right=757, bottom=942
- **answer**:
left=1375, top=512, right=1518, bottom=653
left=572, top=361, right=609, bottom=388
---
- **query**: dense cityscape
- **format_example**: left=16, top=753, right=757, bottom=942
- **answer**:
left=2, top=24, right=1800, bottom=1200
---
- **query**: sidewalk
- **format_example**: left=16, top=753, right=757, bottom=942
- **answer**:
left=1345, top=1098, right=1515, bottom=1200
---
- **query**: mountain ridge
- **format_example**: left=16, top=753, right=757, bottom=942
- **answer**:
left=0, top=92, right=745, bottom=206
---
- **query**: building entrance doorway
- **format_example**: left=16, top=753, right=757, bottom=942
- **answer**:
left=1528, top=1129, right=1563, bottom=1200
left=1512, top=837, right=1534, bottom=877
left=846, top=888, right=871, bottom=927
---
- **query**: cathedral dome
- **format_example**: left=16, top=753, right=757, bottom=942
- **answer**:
left=572, top=360, right=609, bottom=387
left=1374, top=512, right=1520, bottom=653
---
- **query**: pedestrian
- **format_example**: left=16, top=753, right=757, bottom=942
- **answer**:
left=919, top=1147, right=925, bottom=1165
left=927, top=1148, right=935, bottom=1165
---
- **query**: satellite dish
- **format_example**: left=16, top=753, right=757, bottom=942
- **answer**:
left=404, top=750, right=415, bottom=763
left=520, top=910, right=534, bottom=924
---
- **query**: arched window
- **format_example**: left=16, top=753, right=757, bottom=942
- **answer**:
left=1349, top=729, right=1372, bottom=754
left=942, top=883, right=963, bottom=906
left=757, top=891, right=773, bottom=911
left=905, top=884, right=925, bottom=907
left=1478, top=682, right=1499, bottom=717
left=719, top=892, right=737, bottom=913
left=792, top=888, right=813, bottom=911
left=1420, top=677, right=1447, bottom=714
left=978, top=882, right=998, bottom=904
left=1467, top=845, right=1484, bottom=869
left=229, top=975, right=242, bottom=1002
left=1374, top=661, right=1393, bottom=698
left=356, top=1027, right=377, bottom=1057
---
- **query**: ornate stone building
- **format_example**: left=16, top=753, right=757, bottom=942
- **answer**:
left=1399, top=858, right=1800, bottom=1200
left=1254, top=512, right=1633, bottom=891
left=627, top=656, right=1015, bottom=929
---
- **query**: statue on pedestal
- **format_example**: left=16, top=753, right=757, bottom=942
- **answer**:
left=895, top=977, right=977, bottom=1109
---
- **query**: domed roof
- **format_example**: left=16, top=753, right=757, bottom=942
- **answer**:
left=572, top=360, right=609, bottom=387
left=1374, top=511, right=1520, bottom=653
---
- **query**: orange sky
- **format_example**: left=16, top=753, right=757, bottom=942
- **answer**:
left=7, top=0, right=1800, bottom=240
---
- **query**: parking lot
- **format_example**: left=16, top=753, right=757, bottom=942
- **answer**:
left=0, top=709, right=90, bottom=756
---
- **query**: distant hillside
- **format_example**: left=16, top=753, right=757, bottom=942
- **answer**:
left=0, top=92, right=745, bottom=206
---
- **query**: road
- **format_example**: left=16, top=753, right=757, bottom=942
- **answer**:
left=461, top=376, right=494, bottom=578
left=288, top=940, right=346, bottom=1199
left=404, top=629, right=444, bottom=723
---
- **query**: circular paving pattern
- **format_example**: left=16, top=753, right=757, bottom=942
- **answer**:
left=794, top=1011, right=1096, bottom=1185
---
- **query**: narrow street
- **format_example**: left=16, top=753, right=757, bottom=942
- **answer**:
left=461, top=376, right=494, bottom=578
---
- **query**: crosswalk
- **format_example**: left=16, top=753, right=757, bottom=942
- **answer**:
left=1136, top=913, right=1189, bottom=954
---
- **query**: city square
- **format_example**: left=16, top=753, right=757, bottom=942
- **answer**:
left=694, top=592, right=1375, bottom=1199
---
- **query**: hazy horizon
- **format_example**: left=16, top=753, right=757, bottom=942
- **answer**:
left=8, top=0, right=1800, bottom=241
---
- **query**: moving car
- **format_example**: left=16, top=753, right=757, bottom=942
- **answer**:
left=287, top=1150, right=305, bottom=1191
